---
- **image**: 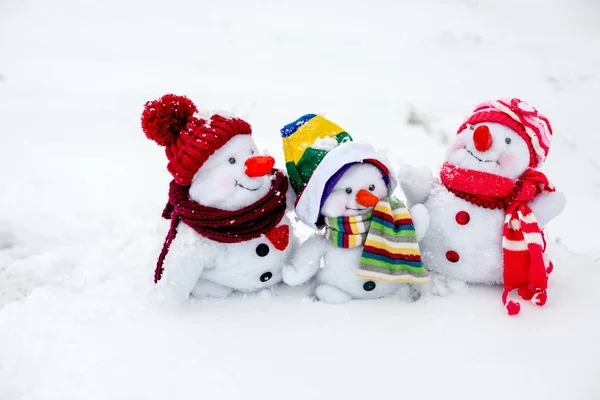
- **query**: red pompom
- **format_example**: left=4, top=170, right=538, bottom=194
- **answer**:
left=532, top=291, right=547, bottom=307
left=505, top=300, right=521, bottom=316
left=141, top=94, right=198, bottom=146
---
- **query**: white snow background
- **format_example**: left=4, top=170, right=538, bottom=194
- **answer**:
left=1, top=0, right=600, bottom=399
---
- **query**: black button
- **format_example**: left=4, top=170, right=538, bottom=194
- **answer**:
left=363, top=281, right=376, bottom=291
left=256, top=244, right=270, bottom=257
left=260, top=272, right=273, bottom=282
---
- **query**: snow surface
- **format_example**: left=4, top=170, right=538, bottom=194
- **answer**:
left=1, top=0, right=600, bottom=399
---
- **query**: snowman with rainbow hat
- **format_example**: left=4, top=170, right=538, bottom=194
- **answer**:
left=280, top=114, right=431, bottom=304
left=399, top=98, right=566, bottom=315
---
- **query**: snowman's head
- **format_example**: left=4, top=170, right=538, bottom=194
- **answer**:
left=189, top=135, right=275, bottom=210
left=446, top=122, right=530, bottom=179
left=321, top=163, right=388, bottom=218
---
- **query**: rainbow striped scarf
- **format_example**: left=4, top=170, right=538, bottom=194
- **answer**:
left=324, top=197, right=430, bottom=284
left=324, top=212, right=373, bottom=248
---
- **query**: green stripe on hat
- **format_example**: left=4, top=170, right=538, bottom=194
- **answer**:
left=285, top=161, right=306, bottom=195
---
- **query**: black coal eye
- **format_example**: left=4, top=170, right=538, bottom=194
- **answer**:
left=229, top=157, right=236, bottom=164
left=505, top=138, right=511, bottom=144
left=250, top=150, right=255, bottom=155
left=368, top=184, right=375, bottom=191
left=345, top=188, right=352, bottom=194
left=260, top=272, right=273, bottom=282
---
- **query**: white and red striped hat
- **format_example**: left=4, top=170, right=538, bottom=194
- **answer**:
left=457, top=98, right=553, bottom=168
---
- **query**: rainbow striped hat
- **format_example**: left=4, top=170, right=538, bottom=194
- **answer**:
left=281, top=114, right=397, bottom=229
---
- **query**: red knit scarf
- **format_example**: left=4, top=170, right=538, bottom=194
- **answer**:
left=154, top=170, right=288, bottom=283
left=440, top=162, right=555, bottom=315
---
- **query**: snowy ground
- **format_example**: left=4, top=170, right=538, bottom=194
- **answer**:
left=1, top=0, right=600, bottom=399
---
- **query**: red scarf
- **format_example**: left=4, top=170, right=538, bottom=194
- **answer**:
left=154, top=170, right=288, bottom=283
left=440, top=162, right=555, bottom=315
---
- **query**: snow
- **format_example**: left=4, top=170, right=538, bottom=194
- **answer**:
left=1, top=0, right=600, bottom=399
left=311, top=136, right=340, bottom=151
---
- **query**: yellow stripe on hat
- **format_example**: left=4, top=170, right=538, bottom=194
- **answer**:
left=364, top=237, right=421, bottom=255
left=282, top=115, right=346, bottom=164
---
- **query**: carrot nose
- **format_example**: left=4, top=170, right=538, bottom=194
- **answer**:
left=245, top=155, right=275, bottom=177
left=473, top=125, right=493, bottom=152
left=356, top=189, right=379, bottom=207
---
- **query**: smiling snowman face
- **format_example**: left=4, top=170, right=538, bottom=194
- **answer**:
left=189, top=135, right=275, bottom=210
left=446, top=122, right=530, bottom=179
left=320, top=163, right=388, bottom=218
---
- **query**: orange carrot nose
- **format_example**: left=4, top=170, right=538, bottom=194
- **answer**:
left=356, top=189, right=379, bottom=207
left=245, top=155, right=275, bottom=177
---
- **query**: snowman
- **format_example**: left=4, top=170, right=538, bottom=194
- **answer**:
left=399, top=98, right=566, bottom=315
left=279, top=114, right=431, bottom=304
left=141, top=94, right=295, bottom=304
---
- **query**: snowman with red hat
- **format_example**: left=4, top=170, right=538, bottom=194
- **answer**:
left=141, top=94, right=295, bottom=303
left=399, top=98, right=566, bottom=315
left=279, top=114, right=431, bottom=304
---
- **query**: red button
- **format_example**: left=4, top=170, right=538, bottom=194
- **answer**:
left=446, top=250, right=460, bottom=263
left=455, top=211, right=470, bottom=225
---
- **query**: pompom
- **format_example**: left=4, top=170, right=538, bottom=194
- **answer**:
left=532, top=291, right=547, bottom=307
left=141, top=94, right=198, bottom=146
left=505, top=300, right=521, bottom=316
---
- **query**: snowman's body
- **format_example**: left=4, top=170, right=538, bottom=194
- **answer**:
left=316, top=245, right=402, bottom=300
left=283, top=162, right=429, bottom=304
left=154, top=134, right=296, bottom=303
left=419, top=184, right=505, bottom=284
left=189, top=216, right=293, bottom=297
left=400, top=117, right=566, bottom=287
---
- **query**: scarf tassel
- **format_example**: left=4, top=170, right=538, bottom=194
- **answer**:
left=502, top=284, right=548, bottom=316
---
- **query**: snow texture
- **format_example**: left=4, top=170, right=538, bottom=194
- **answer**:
left=1, top=0, right=600, bottom=399
left=310, top=136, right=340, bottom=151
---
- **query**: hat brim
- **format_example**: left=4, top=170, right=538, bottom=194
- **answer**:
left=295, top=141, right=397, bottom=229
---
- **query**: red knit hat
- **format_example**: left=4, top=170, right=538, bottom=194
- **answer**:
left=141, top=94, right=252, bottom=186
left=457, top=98, right=553, bottom=169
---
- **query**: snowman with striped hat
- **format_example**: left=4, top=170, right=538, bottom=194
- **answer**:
left=280, top=114, right=431, bottom=304
left=399, top=98, right=566, bottom=315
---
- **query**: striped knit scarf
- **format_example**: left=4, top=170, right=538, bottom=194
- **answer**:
left=441, top=162, right=555, bottom=315
left=324, top=212, right=372, bottom=248
left=323, top=197, right=430, bottom=284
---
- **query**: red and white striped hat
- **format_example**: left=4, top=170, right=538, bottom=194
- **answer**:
left=457, top=98, right=553, bottom=168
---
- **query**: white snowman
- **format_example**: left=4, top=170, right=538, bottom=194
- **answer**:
left=141, top=94, right=295, bottom=304
left=279, top=114, right=430, bottom=304
left=399, top=98, right=566, bottom=314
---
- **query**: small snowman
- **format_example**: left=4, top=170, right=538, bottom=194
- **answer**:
left=141, top=94, right=295, bottom=304
left=279, top=114, right=430, bottom=304
left=399, top=98, right=566, bottom=315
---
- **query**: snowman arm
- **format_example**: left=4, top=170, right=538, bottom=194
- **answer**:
left=397, top=164, right=435, bottom=208
left=528, top=191, right=566, bottom=229
left=409, top=204, right=430, bottom=242
left=283, top=233, right=328, bottom=286
left=155, top=223, right=214, bottom=305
